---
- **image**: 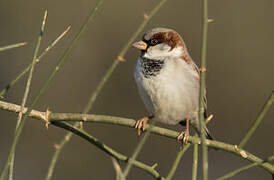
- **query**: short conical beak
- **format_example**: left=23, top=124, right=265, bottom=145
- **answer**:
left=132, top=40, right=147, bottom=50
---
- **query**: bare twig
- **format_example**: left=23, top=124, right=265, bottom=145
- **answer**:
left=191, top=117, right=211, bottom=180
left=123, top=130, right=151, bottom=177
left=0, top=42, right=27, bottom=52
left=0, top=100, right=273, bottom=175
left=111, top=158, right=126, bottom=180
left=0, top=10, right=47, bottom=180
left=37, top=26, right=71, bottom=61
left=123, top=120, right=156, bottom=177
left=199, top=0, right=209, bottom=179
left=0, top=26, right=71, bottom=98
left=44, top=1, right=103, bottom=180
left=166, top=144, right=191, bottom=180
left=217, top=155, right=274, bottom=180
left=0, top=99, right=164, bottom=179
left=51, top=121, right=165, bottom=179
left=192, top=135, right=199, bottom=180
left=239, top=91, right=274, bottom=148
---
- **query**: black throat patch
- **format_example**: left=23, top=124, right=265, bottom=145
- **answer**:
left=141, top=57, right=165, bottom=78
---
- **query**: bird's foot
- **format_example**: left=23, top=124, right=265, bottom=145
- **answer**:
left=177, top=130, right=189, bottom=145
left=135, top=117, right=149, bottom=136
left=177, top=118, right=190, bottom=146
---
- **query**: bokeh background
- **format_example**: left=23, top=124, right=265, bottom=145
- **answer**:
left=0, top=0, right=273, bottom=179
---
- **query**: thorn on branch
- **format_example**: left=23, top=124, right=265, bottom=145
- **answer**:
left=118, top=56, right=125, bottom=62
left=234, top=145, right=248, bottom=158
left=143, top=13, right=149, bottom=19
left=240, top=150, right=248, bottom=159
left=200, top=67, right=207, bottom=72
left=54, top=143, right=60, bottom=150
left=45, top=107, right=51, bottom=129
left=208, top=18, right=214, bottom=23
left=234, top=145, right=238, bottom=150
left=151, top=163, right=158, bottom=169
left=65, top=135, right=70, bottom=142
left=82, top=116, right=87, bottom=121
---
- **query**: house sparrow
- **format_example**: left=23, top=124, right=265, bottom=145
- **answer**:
left=132, top=27, right=212, bottom=144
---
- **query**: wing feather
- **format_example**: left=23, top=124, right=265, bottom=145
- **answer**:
left=191, top=61, right=208, bottom=118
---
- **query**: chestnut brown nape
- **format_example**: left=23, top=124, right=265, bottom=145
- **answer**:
left=166, top=31, right=184, bottom=50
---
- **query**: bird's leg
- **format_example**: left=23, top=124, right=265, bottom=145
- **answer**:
left=177, top=118, right=190, bottom=145
left=135, top=115, right=154, bottom=136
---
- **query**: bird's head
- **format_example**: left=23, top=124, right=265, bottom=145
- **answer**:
left=132, top=27, right=186, bottom=60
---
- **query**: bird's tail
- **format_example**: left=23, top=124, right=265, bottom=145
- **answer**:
left=203, top=111, right=213, bottom=140
left=204, top=126, right=213, bottom=140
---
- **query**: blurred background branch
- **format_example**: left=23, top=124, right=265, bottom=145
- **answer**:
left=239, top=91, right=274, bottom=148
left=0, top=11, right=47, bottom=180
left=217, top=155, right=274, bottom=180
left=1, top=1, right=102, bottom=180
left=0, top=26, right=70, bottom=98
left=166, top=144, right=191, bottom=180
left=0, top=42, right=27, bottom=52
left=44, top=1, right=103, bottom=179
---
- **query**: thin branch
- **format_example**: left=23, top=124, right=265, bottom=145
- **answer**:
left=0, top=42, right=27, bottom=52
left=51, top=121, right=164, bottom=180
left=167, top=118, right=210, bottom=180
left=166, top=144, right=191, bottom=180
left=191, top=118, right=211, bottom=180
left=46, top=0, right=168, bottom=179
left=45, top=131, right=73, bottom=180
left=0, top=10, right=47, bottom=180
left=0, top=26, right=71, bottom=98
left=43, top=1, right=103, bottom=180
left=217, top=155, right=274, bottom=180
left=123, top=122, right=153, bottom=177
left=0, top=100, right=273, bottom=175
left=0, top=26, right=71, bottom=180
left=218, top=164, right=256, bottom=180
left=37, top=26, right=71, bottom=61
left=239, top=91, right=274, bottom=148
left=111, top=158, right=126, bottom=180
left=45, top=129, right=78, bottom=180
left=192, top=135, right=199, bottom=180
left=199, top=0, right=209, bottom=179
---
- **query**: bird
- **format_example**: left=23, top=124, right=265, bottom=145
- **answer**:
left=132, top=27, right=213, bottom=144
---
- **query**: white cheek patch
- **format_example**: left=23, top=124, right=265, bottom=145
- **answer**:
left=143, top=45, right=183, bottom=60
left=158, top=43, right=171, bottom=51
left=170, top=47, right=185, bottom=57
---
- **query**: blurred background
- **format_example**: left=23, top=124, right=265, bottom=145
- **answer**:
left=0, top=0, right=273, bottom=179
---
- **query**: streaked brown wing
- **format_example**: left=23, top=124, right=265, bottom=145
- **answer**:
left=191, top=61, right=208, bottom=118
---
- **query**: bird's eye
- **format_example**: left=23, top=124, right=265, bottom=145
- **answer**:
left=150, top=39, right=159, bottom=46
